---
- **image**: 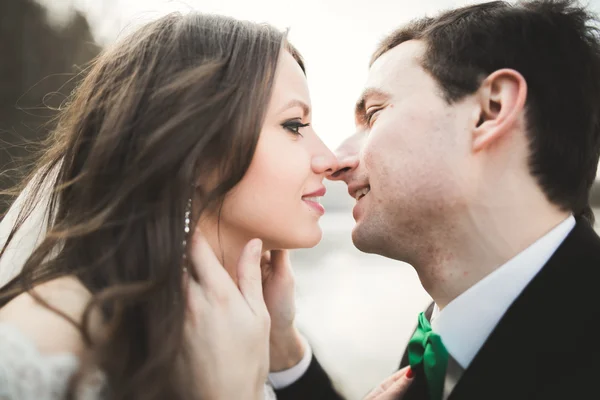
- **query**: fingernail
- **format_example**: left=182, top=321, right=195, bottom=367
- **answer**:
left=406, top=367, right=414, bottom=379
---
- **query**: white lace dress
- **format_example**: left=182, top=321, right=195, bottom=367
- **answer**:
left=0, top=323, right=277, bottom=400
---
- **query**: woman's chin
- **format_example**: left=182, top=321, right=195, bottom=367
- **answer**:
left=299, top=233, right=322, bottom=249
left=269, top=227, right=323, bottom=250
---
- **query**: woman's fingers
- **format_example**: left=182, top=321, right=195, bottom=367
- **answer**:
left=237, top=239, right=267, bottom=314
left=364, top=367, right=413, bottom=400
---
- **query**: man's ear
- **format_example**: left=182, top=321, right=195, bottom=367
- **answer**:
left=472, top=69, right=527, bottom=152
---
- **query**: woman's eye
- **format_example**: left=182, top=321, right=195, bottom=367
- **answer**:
left=282, top=120, right=310, bottom=136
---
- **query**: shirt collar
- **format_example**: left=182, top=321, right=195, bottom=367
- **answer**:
left=430, top=216, right=575, bottom=368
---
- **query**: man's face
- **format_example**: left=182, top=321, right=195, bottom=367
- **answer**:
left=330, top=40, right=474, bottom=261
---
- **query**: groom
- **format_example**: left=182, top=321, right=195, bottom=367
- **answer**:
left=266, top=1, right=600, bottom=399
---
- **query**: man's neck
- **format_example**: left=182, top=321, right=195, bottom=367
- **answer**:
left=415, top=203, right=570, bottom=310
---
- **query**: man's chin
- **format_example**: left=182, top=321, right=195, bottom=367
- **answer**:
left=351, top=223, right=375, bottom=254
left=352, top=219, right=395, bottom=257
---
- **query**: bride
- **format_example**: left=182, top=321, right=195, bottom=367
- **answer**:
left=0, top=11, right=337, bottom=399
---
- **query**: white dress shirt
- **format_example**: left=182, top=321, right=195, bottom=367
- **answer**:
left=430, top=215, right=575, bottom=369
left=272, top=215, right=576, bottom=389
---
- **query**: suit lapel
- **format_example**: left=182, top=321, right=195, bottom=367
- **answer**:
left=448, top=219, right=600, bottom=399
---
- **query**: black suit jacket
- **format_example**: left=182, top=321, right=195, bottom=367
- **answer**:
left=275, top=218, right=600, bottom=400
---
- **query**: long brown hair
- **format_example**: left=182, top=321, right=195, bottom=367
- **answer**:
left=0, top=12, right=304, bottom=399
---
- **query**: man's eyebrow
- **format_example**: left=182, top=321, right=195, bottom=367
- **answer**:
left=354, top=87, right=392, bottom=124
left=277, top=99, right=311, bottom=117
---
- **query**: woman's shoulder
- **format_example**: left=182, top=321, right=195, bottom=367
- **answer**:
left=0, top=276, right=95, bottom=356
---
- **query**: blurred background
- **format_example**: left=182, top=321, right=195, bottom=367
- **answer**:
left=2, top=0, right=600, bottom=398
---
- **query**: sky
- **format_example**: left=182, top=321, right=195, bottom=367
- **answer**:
left=34, top=0, right=600, bottom=150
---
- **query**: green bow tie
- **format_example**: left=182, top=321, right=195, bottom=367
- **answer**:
left=407, top=312, right=449, bottom=400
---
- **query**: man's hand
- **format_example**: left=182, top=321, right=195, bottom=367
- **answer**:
left=364, top=367, right=414, bottom=400
left=183, top=229, right=270, bottom=400
left=261, top=249, right=306, bottom=371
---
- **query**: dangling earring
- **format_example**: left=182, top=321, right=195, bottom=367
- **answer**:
left=182, top=197, right=192, bottom=270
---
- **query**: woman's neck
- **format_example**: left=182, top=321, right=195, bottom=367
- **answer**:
left=196, top=218, right=251, bottom=285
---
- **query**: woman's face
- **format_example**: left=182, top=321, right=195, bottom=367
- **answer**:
left=219, top=51, right=338, bottom=250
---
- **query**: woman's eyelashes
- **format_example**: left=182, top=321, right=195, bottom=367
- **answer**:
left=282, top=119, right=310, bottom=137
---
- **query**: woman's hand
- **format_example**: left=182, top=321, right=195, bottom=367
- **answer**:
left=363, top=367, right=414, bottom=400
left=183, top=229, right=270, bottom=400
left=261, top=250, right=306, bottom=372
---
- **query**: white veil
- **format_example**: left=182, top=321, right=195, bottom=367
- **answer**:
left=0, top=169, right=56, bottom=288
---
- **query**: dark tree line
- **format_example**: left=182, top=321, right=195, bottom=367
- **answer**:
left=0, top=0, right=100, bottom=213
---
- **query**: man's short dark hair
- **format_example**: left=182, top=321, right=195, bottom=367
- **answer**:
left=373, top=0, right=600, bottom=223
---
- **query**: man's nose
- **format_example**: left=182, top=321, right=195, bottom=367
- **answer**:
left=327, top=138, right=360, bottom=182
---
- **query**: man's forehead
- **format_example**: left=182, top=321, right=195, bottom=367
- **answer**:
left=365, top=40, right=426, bottom=88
